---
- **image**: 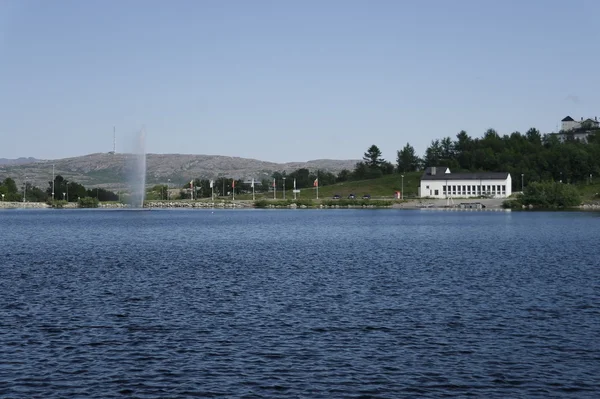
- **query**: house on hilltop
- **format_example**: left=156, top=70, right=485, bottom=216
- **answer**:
left=554, top=116, right=599, bottom=142
left=561, top=116, right=599, bottom=131
left=419, top=166, right=512, bottom=199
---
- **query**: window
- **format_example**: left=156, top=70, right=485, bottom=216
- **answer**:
left=497, top=185, right=501, bottom=192
left=426, top=185, right=430, bottom=189
left=502, top=185, right=506, bottom=193
left=442, top=185, right=446, bottom=194
left=434, top=189, right=439, bottom=195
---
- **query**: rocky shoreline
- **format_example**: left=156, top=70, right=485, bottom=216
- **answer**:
left=2, top=200, right=600, bottom=210
left=0, top=201, right=51, bottom=209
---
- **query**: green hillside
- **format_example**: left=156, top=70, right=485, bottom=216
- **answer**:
left=227, top=172, right=422, bottom=201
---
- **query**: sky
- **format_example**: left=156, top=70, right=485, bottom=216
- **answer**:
left=1, top=0, right=599, bottom=163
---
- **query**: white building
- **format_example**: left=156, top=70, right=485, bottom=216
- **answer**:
left=561, top=116, right=599, bottom=132
left=419, top=166, right=512, bottom=199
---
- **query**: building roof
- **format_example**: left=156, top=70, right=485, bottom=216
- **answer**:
left=562, top=116, right=575, bottom=122
left=421, top=167, right=509, bottom=181
left=423, top=166, right=450, bottom=176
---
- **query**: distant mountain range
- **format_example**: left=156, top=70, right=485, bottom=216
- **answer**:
left=0, top=153, right=360, bottom=190
left=0, top=157, right=39, bottom=166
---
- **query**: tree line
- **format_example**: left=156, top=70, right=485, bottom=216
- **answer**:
left=0, top=175, right=119, bottom=202
left=407, top=128, right=600, bottom=189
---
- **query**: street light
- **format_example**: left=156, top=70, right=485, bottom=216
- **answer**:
left=283, top=177, right=286, bottom=200
left=401, top=175, right=404, bottom=200
left=63, top=192, right=66, bottom=200
left=521, top=173, right=524, bottom=192
left=1, top=194, right=4, bottom=201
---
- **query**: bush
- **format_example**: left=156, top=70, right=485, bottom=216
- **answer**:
left=321, top=199, right=392, bottom=207
left=78, top=197, right=99, bottom=208
left=47, top=199, right=68, bottom=208
left=254, top=199, right=314, bottom=208
left=502, top=199, right=523, bottom=209
left=520, top=182, right=581, bottom=208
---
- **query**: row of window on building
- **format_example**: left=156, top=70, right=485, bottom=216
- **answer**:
left=442, top=184, right=506, bottom=196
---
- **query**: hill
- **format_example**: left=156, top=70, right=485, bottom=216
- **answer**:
left=0, top=152, right=360, bottom=190
left=0, top=157, right=39, bottom=166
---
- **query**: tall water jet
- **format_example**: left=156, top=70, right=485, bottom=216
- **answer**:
left=127, top=128, right=147, bottom=208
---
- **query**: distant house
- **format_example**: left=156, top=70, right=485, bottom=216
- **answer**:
left=561, top=115, right=599, bottom=131
left=419, top=166, right=512, bottom=199
left=555, top=116, right=599, bottom=142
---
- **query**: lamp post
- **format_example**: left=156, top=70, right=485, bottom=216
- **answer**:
left=63, top=192, right=66, bottom=201
left=401, top=175, right=404, bottom=200
left=65, top=180, right=69, bottom=202
left=560, top=172, right=563, bottom=183
left=167, top=179, right=171, bottom=201
left=283, top=177, right=286, bottom=200
left=23, top=176, right=27, bottom=202
left=1, top=194, right=4, bottom=201
left=52, top=164, right=55, bottom=201
left=521, top=173, right=524, bottom=192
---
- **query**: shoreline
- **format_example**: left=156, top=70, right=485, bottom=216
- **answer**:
left=2, top=199, right=600, bottom=211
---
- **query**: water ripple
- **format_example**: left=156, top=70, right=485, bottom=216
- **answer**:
left=1, top=209, right=599, bottom=398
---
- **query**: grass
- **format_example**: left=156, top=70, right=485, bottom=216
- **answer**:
left=574, top=181, right=600, bottom=202
left=198, top=172, right=420, bottom=203
left=246, top=172, right=421, bottom=201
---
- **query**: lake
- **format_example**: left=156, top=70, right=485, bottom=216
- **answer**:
left=1, top=209, right=599, bottom=398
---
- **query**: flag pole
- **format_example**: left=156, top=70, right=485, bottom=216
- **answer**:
left=232, top=180, right=235, bottom=201
left=252, top=179, right=255, bottom=201
left=316, top=172, right=319, bottom=200
left=273, top=178, right=276, bottom=200
left=293, top=178, right=296, bottom=200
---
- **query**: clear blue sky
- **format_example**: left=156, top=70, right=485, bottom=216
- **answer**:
left=1, top=0, right=599, bottom=163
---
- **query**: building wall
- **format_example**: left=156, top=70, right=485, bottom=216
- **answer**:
left=420, top=176, right=512, bottom=199
left=556, top=132, right=591, bottom=143
left=562, top=120, right=580, bottom=131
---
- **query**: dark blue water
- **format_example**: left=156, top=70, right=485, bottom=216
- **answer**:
left=1, top=209, right=599, bottom=398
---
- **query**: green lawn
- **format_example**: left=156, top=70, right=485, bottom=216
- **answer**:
left=574, top=181, right=600, bottom=202
left=224, top=172, right=422, bottom=201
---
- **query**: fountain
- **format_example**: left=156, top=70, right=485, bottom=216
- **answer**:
left=127, top=128, right=147, bottom=208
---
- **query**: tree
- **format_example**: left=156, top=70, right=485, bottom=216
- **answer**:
left=396, top=143, right=421, bottom=172
left=363, top=145, right=384, bottom=169
left=288, top=168, right=311, bottom=188
left=0, top=178, right=21, bottom=201
left=440, top=137, right=454, bottom=160
left=424, top=139, right=442, bottom=166
left=2, top=178, right=18, bottom=194
left=525, top=128, right=542, bottom=145
left=336, top=169, right=350, bottom=182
